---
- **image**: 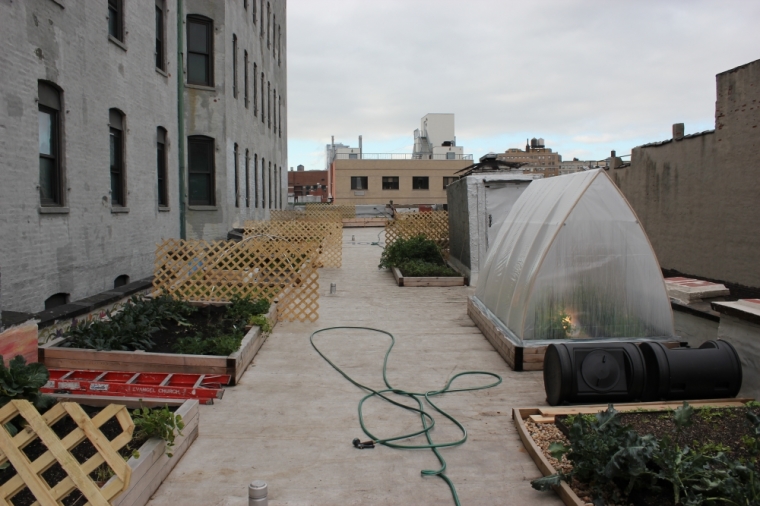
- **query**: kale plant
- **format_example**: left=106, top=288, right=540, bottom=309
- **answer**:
left=0, top=355, right=55, bottom=410
left=379, top=235, right=445, bottom=269
left=132, top=405, right=184, bottom=457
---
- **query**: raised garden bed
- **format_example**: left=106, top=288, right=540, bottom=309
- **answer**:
left=39, top=302, right=277, bottom=385
left=514, top=398, right=758, bottom=506
left=391, top=266, right=465, bottom=287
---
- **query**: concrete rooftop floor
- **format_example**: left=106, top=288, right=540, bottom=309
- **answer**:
left=146, top=227, right=561, bottom=506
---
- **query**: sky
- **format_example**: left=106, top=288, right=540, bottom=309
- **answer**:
left=286, top=0, right=760, bottom=171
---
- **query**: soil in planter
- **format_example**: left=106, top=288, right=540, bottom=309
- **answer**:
left=0, top=403, right=178, bottom=506
left=531, top=405, right=760, bottom=506
left=148, top=304, right=248, bottom=355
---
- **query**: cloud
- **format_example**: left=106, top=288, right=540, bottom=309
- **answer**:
left=286, top=0, right=760, bottom=170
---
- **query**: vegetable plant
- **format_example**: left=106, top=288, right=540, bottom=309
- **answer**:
left=379, top=235, right=459, bottom=277
left=0, top=355, right=55, bottom=410
left=132, top=405, right=184, bottom=457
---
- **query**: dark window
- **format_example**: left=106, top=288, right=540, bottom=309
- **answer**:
left=267, top=82, right=271, bottom=128
left=108, top=0, right=123, bottom=41
left=446, top=152, right=456, bottom=160
left=268, top=161, right=272, bottom=208
left=245, top=149, right=250, bottom=207
left=382, top=177, right=399, bottom=190
left=38, top=82, right=62, bottom=206
left=279, top=96, right=282, bottom=137
left=109, top=109, right=126, bottom=206
left=260, top=0, right=264, bottom=37
left=278, top=25, right=281, bottom=66
left=157, top=127, right=168, bottom=207
left=260, top=73, right=265, bottom=122
left=348, top=153, right=358, bottom=160
left=187, top=16, right=213, bottom=86
left=45, top=293, right=69, bottom=310
left=253, top=0, right=257, bottom=23
left=188, top=136, right=215, bottom=205
left=254, top=154, right=259, bottom=207
left=253, top=63, right=258, bottom=115
left=244, top=51, right=249, bottom=107
left=412, top=176, right=429, bottom=190
left=267, top=2, right=271, bottom=47
left=155, top=1, right=165, bottom=69
left=272, top=14, right=276, bottom=57
left=351, top=177, right=368, bottom=190
left=234, top=143, right=239, bottom=207
left=273, top=89, right=276, bottom=132
left=261, top=157, right=266, bottom=207
left=443, top=177, right=456, bottom=189
left=114, top=275, right=130, bottom=288
left=232, top=34, right=238, bottom=98
left=244, top=0, right=248, bottom=10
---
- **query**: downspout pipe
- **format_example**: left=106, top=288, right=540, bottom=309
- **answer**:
left=177, top=0, right=187, bottom=239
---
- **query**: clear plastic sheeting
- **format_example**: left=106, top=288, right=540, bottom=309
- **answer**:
left=475, top=169, right=675, bottom=342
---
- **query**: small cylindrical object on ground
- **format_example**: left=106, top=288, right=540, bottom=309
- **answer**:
left=352, top=235, right=355, bottom=241
left=329, top=283, right=336, bottom=294
left=249, top=480, right=268, bottom=506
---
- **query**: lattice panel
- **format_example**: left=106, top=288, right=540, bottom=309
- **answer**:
left=153, top=238, right=321, bottom=322
left=270, top=209, right=344, bottom=223
left=0, top=401, right=133, bottom=506
left=385, top=211, right=450, bottom=256
left=243, top=221, right=343, bottom=268
left=304, top=203, right=356, bottom=219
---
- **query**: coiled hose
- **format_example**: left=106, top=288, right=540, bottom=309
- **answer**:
left=310, top=326, right=503, bottom=505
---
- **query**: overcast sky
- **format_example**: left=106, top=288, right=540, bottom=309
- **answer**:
left=286, top=0, right=760, bottom=171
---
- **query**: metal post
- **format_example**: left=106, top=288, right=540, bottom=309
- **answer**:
left=329, top=283, right=336, bottom=295
left=249, top=481, right=268, bottom=506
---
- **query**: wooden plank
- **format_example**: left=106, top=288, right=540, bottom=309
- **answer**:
left=523, top=354, right=546, bottom=363
left=40, top=358, right=232, bottom=376
left=529, top=415, right=556, bottom=423
left=47, top=394, right=185, bottom=409
left=392, top=267, right=403, bottom=286
left=513, top=408, right=585, bottom=506
left=538, top=398, right=752, bottom=416
left=523, top=347, right=548, bottom=355
left=41, top=348, right=229, bottom=367
left=402, top=277, right=465, bottom=287
left=14, top=401, right=110, bottom=506
left=523, top=362, right=544, bottom=371
left=0, top=424, right=59, bottom=506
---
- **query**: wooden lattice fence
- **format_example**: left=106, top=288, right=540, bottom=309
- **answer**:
left=304, top=203, right=356, bottom=219
left=385, top=211, right=450, bottom=256
left=153, top=238, right=321, bottom=322
left=243, top=220, right=342, bottom=268
left=0, top=401, right=133, bottom=506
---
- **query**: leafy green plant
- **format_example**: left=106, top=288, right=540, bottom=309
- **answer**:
left=63, top=295, right=195, bottom=351
left=226, top=294, right=270, bottom=324
left=379, top=235, right=445, bottom=269
left=173, top=330, right=245, bottom=356
left=249, top=315, right=272, bottom=333
left=674, top=401, right=695, bottom=429
left=699, top=406, right=726, bottom=424
left=132, top=406, right=184, bottom=457
left=0, top=355, right=55, bottom=410
left=395, top=259, right=458, bottom=277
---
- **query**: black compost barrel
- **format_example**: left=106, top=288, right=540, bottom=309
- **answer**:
left=543, top=342, right=647, bottom=406
left=640, top=340, right=742, bottom=401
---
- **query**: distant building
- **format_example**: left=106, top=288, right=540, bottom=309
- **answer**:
left=560, top=159, right=593, bottom=175
left=288, top=167, right=329, bottom=203
left=329, top=114, right=473, bottom=205
left=496, top=138, right=562, bottom=177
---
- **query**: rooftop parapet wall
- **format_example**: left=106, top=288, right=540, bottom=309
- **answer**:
left=612, top=58, right=760, bottom=288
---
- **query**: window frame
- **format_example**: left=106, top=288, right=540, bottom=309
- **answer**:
left=234, top=143, right=240, bottom=207
left=245, top=149, right=250, bottom=207
left=108, top=0, right=124, bottom=42
left=187, top=135, right=216, bottom=206
left=38, top=82, right=63, bottom=207
left=412, top=176, right=429, bottom=190
left=155, top=0, right=166, bottom=70
left=232, top=34, right=238, bottom=98
left=253, top=154, right=259, bottom=208
left=157, top=127, right=169, bottom=207
left=186, top=15, right=214, bottom=87
left=109, top=109, right=126, bottom=207
left=382, top=177, right=399, bottom=190
left=351, top=176, right=368, bottom=191
left=267, top=81, right=271, bottom=129
left=260, top=73, right=265, bottom=122
left=253, top=63, right=258, bottom=115
left=244, top=51, right=249, bottom=107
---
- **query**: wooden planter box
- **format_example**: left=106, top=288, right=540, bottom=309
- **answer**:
left=391, top=267, right=465, bottom=287
left=110, top=399, right=199, bottom=506
left=39, top=304, right=277, bottom=385
left=513, top=398, right=754, bottom=506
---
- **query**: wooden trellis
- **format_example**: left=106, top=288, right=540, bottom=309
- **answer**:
left=243, top=220, right=343, bottom=268
left=153, top=238, right=321, bottom=322
left=271, top=209, right=343, bottom=223
left=0, top=401, right=133, bottom=506
left=385, top=211, right=450, bottom=256
left=304, top=203, right=356, bottom=219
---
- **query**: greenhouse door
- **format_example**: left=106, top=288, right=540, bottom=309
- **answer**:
left=484, top=181, right=532, bottom=249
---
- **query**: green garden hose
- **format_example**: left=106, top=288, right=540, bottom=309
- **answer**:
left=310, top=326, right=503, bottom=505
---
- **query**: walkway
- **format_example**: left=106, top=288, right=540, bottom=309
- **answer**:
left=147, top=228, right=561, bottom=506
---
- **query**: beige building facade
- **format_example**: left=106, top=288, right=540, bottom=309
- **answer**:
left=331, top=159, right=471, bottom=205
left=497, top=138, right=562, bottom=177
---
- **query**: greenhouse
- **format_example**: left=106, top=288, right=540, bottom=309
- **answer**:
left=475, top=169, right=675, bottom=343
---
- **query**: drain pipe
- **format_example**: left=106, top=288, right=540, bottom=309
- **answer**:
left=176, top=0, right=187, bottom=239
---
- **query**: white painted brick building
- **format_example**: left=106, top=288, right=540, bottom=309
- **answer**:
left=0, top=0, right=287, bottom=313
